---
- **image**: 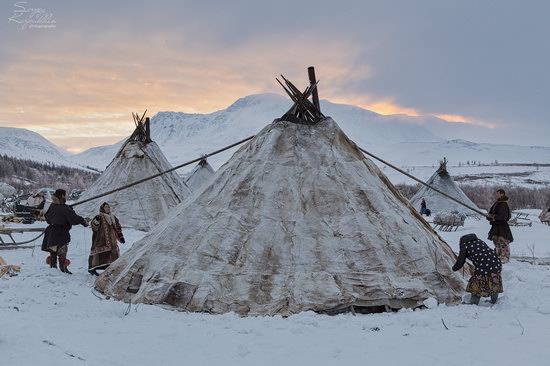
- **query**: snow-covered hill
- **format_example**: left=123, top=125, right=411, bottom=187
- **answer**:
left=373, top=139, right=550, bottom=167
left=0, top=126, right=86, bottom=169
left=73, top=93, right=550, bottom=172
left=2, top=94, right=548, bottom=175
left=71, top=142, right=124, bottom=170
left=0, top=127, right=67, bottom=162
left=73, top=94, right=445, bottom=169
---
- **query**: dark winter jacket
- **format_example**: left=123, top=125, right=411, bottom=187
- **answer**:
left=41, top=195, right=87, bottom=252
left=487, top=196, right=513, bottom=242
left=452, top=233, right=502, bottom=275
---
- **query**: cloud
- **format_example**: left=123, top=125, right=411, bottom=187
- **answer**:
left=0, top=0, right=548, bottom=150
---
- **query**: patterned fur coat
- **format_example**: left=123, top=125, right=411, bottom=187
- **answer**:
left=90, top=213, right=124, bottom=257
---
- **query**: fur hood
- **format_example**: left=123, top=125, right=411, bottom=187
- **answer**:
left=497, top=195, right=509, bottom=202
left=51, top=194, right=66, bottom=205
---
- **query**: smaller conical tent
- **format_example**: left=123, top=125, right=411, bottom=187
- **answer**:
left=185, top=158, right=215, bottom=192
left=410, top=158, right=480, bottom=215
left=76, top=114, right=191, bottom=231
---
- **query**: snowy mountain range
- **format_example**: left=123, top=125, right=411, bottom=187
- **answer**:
left=72, top=93, right=550, bottom=171
left=2, top=93, right=549, bottom=173
left=0, top=126, right=84, bottom=169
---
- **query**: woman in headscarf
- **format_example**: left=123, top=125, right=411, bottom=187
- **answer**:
left=88, top=202, right=125, bottom=276
left=452, top=233, right=503, bottom=305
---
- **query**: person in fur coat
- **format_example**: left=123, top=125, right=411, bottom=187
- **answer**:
left=41, top=189, right=88, bottom=274
left=88, top=202, right=125, bottom=276
left=487, top=189, right=513, bottom=263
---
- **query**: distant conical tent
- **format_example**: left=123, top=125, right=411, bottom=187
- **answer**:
left=96, top=75, right=466, bottom=315
left=185, top=158, right=215, bottom=192
left=76, top=114, right=191, bottom=231
left=410, top=159, right=481, bottom=216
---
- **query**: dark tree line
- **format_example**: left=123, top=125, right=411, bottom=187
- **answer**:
left=396, top=183, right=550, bottom=211
left=459, top=184, right=550, bottom=211
left=0, top=154, right=99, bottom=192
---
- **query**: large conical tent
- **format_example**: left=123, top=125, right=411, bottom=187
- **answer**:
left=96, top=73, right=466, bottom=315
left=410, top=159, right=481, bottom=216
left=76, top=113, right=191, bottom=231
left=185, top=158, right=216, bottom=192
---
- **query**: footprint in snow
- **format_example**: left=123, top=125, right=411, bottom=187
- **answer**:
left=237, top=344, right=250, bottom=357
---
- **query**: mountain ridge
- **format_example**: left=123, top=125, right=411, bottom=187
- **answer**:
left=72, top=93, right=550, bottom=170
left=2, top=94, right=549, bottom=172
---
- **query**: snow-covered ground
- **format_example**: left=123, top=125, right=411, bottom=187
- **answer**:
left=1, top=214, right=550, bottom=365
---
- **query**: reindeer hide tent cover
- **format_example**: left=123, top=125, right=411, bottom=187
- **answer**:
left=185, top=159, right=216, bottom=192
left=410, top=160, right=482, bottom=216
left=96, top=115, right=466, bottom=315
left=76, top=117, right=191, bottom=231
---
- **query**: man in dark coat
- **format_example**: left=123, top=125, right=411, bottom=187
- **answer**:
left=41, top=189, right=88, bottom=274
left=487, top=189, right=513, bottom=263
left=420, top=198, right=427, bottom=216
left=453, top=233, right=503, bottom=305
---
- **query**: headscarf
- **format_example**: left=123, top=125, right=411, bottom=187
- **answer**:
left=99, top=202, right=116, bottom=226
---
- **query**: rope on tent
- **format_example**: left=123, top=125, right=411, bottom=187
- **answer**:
left=70, top=135, right=255, bottom=208
left=357, top=145, right=489, bottom=218
left=140, top=148, right=186, bottom=204
left=2, top=133, right=490, bottom=245
left=121, top=163, right=152, bottom=231
left=0, top=135, right=255, bottom=247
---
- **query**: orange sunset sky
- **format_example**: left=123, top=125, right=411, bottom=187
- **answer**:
left=1, top=1, right=548, bottom=152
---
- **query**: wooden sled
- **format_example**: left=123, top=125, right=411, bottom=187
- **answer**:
left=509, top=212, right=532, bottom=227
left=0, top=227, right=46, bottom=248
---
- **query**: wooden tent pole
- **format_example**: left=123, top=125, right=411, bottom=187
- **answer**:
left=145, top=117, right=151, bottom=141
left=308, top=66, right=320, bottom=111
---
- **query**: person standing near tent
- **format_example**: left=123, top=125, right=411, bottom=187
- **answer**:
left=452, top=233, right=503, bottom=305
left=420, top=198, right=430, bottom=216
left=41, top=189, right=88, bottom=274
left=88, top=202, right=125, bottom=276
left=487, top=189, right=513, bottom=263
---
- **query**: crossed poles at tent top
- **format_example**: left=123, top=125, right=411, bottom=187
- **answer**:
left=276, top=75, right=324, bottom=125
left=129, top=110, right=152, bottom=143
